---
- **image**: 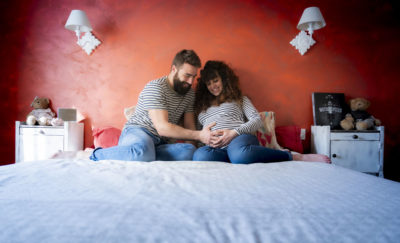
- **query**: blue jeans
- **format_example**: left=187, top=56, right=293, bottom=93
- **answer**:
left=90, top=126, right=196, bottom=162
left=193, top=134, right=292, bottom=164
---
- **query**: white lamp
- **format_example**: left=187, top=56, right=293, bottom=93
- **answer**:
left=65, top=10, right=101, bottom=55
left=290, top=7, right=326, bottom=55
left=65, top=10, right=92, bottom=42
left=297, top=7, right=326, bottom=37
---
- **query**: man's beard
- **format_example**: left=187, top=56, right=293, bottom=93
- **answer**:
left=173, top=74, right=191, bottom=95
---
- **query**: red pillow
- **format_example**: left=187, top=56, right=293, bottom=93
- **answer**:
left=92, top=126, right=121, bottom=148
left=275, top=125, right=303, bottom=153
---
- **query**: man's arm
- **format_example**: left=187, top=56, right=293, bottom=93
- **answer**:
left=149, top=109, right=214, bottom=144
left=183, top=112, right=198, bottom=146
left=183, top=112, right=196, bottom=130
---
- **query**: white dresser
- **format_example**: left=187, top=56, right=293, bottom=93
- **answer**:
left=15, top=121, right=84, bottom=162
left=311, top=126, right=384, bottom=177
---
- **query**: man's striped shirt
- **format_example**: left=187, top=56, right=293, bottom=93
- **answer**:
left=126, top=76, right=195, bottom=138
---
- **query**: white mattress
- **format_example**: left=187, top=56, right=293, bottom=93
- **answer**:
left=1, top=159, right=399, bottom=243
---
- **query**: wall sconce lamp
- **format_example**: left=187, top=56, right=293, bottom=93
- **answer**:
left=65, top=10, right=101, bottom=55
left=290, top=7, right=326, bottom=55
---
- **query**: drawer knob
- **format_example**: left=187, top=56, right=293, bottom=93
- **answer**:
left=352, top=135, right=358, bottom=139
left=332, top=154, right=337, bottom=158
left=39, top=130, right=45, bottom=135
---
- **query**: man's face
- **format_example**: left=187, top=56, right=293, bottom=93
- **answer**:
left=172, top=63, right=198, bottom=95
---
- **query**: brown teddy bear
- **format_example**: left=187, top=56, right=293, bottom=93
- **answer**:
left=340, top=98, right=381, bottom=131
left=26, top=96, right=63, bottom=126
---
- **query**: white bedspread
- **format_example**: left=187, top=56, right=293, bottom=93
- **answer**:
left=1, top=159, right=399, bottom=243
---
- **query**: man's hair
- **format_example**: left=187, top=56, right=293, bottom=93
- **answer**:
left=195, top=60, right=243, bottom=115
left=172, top=49, right=201, bottom=68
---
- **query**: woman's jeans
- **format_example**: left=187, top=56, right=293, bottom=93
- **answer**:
left=193, top=134, right=292, bottom=164
left=90, top=126, right=196, bottom=162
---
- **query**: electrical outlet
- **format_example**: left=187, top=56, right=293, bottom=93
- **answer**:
left=300, top=128, right=306, bottom=140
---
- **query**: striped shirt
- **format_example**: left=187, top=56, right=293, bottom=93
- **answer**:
left=198, top=96, right=262, bottom=135
left=125, top=76, right=195, bottom=138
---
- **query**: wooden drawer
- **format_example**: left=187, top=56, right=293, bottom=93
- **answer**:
left=20, top=127, right=64, bottom=136
left=330, top=132, right=380, bottom=141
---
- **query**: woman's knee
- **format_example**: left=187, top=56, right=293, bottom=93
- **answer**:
left=229, top=134, right=259, bottom=148
left=227, top=136, right=257, bottom=164
left=227, top=148, right=251, bottom=164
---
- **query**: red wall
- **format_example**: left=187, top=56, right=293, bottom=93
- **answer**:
left=1, top=0, right=399, bottom=180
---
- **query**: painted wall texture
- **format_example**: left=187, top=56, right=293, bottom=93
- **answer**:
left=1, top=0, right=399, bottom=180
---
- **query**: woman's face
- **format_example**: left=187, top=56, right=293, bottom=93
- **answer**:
left=206, top=74, right=223, bottom=97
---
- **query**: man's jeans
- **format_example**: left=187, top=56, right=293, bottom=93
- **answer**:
left=193, top=134, right=292, bottom=164
left=90, top=126, right=196, bottom=161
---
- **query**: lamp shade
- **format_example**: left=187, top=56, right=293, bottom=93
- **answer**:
left=297, top=7, right=326, bottom=31
left=65, top=10, right=92, bottom=32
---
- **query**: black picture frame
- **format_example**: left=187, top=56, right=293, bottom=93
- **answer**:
left=312, top=92, right=347, bottom=129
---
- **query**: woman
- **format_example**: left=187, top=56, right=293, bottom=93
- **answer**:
left=193, top=60, right=330, bottom=164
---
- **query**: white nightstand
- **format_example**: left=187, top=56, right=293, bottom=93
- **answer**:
left=15, top=121, right=84, bottom=162
left=311, top=126, right=384, bottom=177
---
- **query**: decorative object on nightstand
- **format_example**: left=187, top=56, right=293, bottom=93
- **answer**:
left=312, top=92, right=347, bottom=129
left=15, top=121, right=84, bottom=162
left=26, top=96, right=60, bottom=126
left=290, top=6, right=326, bottom=55
left=339, top=97, right=382, bottom=131
left=311, top=125, right=384, bottom=177
left=58, top=108, right=77, bottom=122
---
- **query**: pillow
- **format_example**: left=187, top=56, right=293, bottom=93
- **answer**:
left=124, top=106, right=136, bottom=120
left=93, top=126, right=122, bottom=148
left=275, top=125, right=303, bottom=153
left=256, top=111, right=285, bottom=150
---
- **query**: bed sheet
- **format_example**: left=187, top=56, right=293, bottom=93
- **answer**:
left=1, top=159, right=400, bottom=243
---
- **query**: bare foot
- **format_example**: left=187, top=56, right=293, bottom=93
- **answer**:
left=292, top=153, right=331, bottom=163
left=50, top=150, right=78, bottom=159
left=76, top=148, right=94, bottom=160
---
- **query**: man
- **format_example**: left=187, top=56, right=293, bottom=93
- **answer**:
left=90, top=49, right=215, bottom=161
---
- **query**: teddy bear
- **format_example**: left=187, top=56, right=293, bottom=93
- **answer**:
left=26, top=96, right=63, bottom=126
left=340, top=97, right=381, bottom=131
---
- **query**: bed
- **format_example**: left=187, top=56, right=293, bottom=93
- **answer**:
left=1, top=158, right=399, bottom=242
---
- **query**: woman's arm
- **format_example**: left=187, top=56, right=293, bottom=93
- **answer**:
left=234, top=96, right=263, bottom=135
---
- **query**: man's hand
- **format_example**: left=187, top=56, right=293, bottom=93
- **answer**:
left=199, top=122, right=216, bottom=145
left=209, top=129, right=238, bottom=148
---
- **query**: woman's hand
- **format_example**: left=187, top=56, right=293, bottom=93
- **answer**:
left=209, top=129, right=238, bottom=148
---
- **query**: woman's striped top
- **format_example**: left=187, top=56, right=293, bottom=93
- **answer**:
left=197, top=96, right=262, bottom=135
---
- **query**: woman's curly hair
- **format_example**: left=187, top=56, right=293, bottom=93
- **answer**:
left=195, top=60, right=243, bottom=115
